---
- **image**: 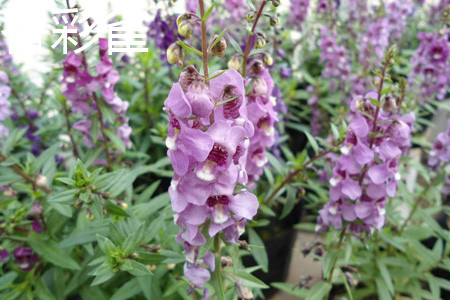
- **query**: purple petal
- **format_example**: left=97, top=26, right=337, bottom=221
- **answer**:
left=229, top=192, right=259, bottom=220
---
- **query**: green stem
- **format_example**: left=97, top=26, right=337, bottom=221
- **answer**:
left=325, top=225, right=347, bottom=298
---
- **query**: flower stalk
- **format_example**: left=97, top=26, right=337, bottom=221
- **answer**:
left=242, top=0, right=268, bottom=77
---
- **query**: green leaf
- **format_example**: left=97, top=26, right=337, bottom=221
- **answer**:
left=0, top=272, right=17, bottom=291
left=211, top=253, right=225, bottom=300
left=121, top=225, right=146, bottom=256
left=58, top=225, right=109, bottom=248
left=35, top=279, right=57, bottom=300
left=202, top=2, right=217, bottom=23
left=104, top=129, right=126, bottom=153
left=369, top=97, right=380, bottom=107
left=27, top=235, right=80, bottom=270
left=48, top=189, right=77, bottom=204
left=229, top=268, right=269, bottom=289
left=227, top=33, right=243, bottom=55
left=280, top=186, right=297, bottom=219
left=178, top=39, right=202, bottom=57
left=110, top=278, right=141, bottom=300
left=96, top=234, right=117, bottom=255
left=377, top=261, right=394, bottom=296
left=305, top=281, right=332, bottom=300
left=248, top=227, right=268, bottom=273
left=375, top=277, right=393, bottom=300
left=55, top=177, right=75, bottom=186
left=91, top=262, right=116, bottom=286
left=121, top=259, right=152, bottom=277
left=104, top=200, right=129, bottom=217
left=272, top=282, right=309, bottom=298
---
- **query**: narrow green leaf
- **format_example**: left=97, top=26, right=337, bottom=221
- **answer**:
left=178, top=39, right=202, bottom=57
left=248, top=227, right=268, bottom=273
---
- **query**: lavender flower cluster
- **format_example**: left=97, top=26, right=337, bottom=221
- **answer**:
left=318, top=91, right=414, bottom=234
left=428, top=120, right=450, bottom=195
left=318, top=27, right=351, bottom=91
left=287, top=0, right=310, bottom=31
left=386, top=0, right=413, bottom=40
left=165, top=66, right=258, bottom=293
left=63, top=38, right=132, bottom=150
left=0, top=70, right=10, bottom=140
left=408, top=32, right=449, bottom=102
left=245, top=60, right=279, bottom=187
left=359, top=18, right=390, bottom=69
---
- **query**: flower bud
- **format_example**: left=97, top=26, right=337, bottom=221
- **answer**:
left=74, top=199, right=83, bottom=209
left=3, top=186, right=15, bottom=198
left=210, top=35, right=227, bottom=57
left=86, top=210, right=94, bottom=221
left=271, top=0, right=280, bottom=7
left=249, top=59, right=265, bottom=75
left=221, top=256, right=233, bottom=267
left=179, top=65, right=200, bottom=91
left=228, top=55, right=242, bottom=71
left=31, top=202, right=43, bottom=215
left=245, top=13, right=256, bottom=22
left=166, top=263, right=176, bottom=269
left=255, top=34, right=266, bottom=49
left=262, top=53, right=273, bottom=66
left=117, top=201, right=128, bottom=210
left=147, top=264, right=157, bottom=271
left=167, top=42, right=183, bottom=66
left=35, top=174, right=47, bottom=188
left=235, top=282, right=253, bottom=300
left=269, top=16, right=279, bottom=26
left=178, top=20, right=194, bottom=39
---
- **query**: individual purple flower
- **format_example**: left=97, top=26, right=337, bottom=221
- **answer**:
left=13, top=246, right=40, bottom=271
left=0, top=249, right=8, bottom=263
left=280, top=67, right=292, bottom=79
left=318, top=89, right=414, bottom=235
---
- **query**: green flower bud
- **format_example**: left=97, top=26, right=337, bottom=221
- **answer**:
left=269, top=16, right=279, bottom=26
left=262, top=52, right=273, bottom=66
left=167, top=42, right=183, bottom=66
left=255, top=35, right=266, bottom=49
left=86, top=211, right=94, bottom=221
left=271, top=0, right=281, bottom=7
left=245, top=13, right=256, bottom=22
left=178, top=20, right=194, bottom=39
left=228, top=55, right=242, bottom=71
